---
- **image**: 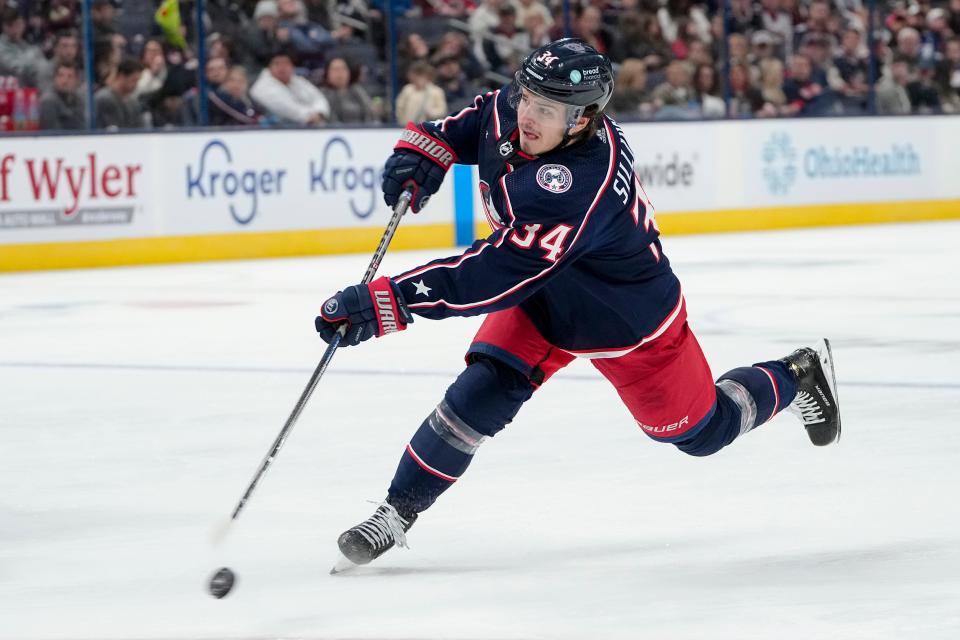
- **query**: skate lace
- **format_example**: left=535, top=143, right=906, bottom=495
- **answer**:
left=354, top=501, right=411, bottom=551
left=788, top=390, right=825, bottom=425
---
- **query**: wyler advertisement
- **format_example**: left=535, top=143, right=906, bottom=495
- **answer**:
left=0, top=137, right=151, bottom=243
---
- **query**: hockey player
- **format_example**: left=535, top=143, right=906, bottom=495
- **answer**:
left=315, top=39, right=841, bottom=571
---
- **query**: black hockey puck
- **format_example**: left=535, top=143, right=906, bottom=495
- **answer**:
left=208, top=567, right=236, bottom=598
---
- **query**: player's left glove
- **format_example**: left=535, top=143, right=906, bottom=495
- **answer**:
left=382, top=123, right=457, bottom=213
left=315, top=276, right=413, bottom=347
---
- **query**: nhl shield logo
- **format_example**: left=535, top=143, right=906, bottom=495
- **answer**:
left=535, top=164, right=573, bottom=194
left=498, top=140, right=514, bottom=157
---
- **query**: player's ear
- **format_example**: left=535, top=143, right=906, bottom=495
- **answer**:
left=568, top=116, right=591, bottom=135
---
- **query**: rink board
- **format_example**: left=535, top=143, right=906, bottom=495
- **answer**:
left=2, top=116, right=959, bottom=271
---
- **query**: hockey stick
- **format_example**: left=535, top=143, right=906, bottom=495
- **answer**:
left=212, top=188, right=414, bottom=544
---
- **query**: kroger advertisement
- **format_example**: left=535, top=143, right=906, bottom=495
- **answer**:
left=163, top=129, right=455, bottom=235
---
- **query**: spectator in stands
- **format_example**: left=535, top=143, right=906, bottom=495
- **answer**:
left=134, top=39, right=167, bottom=101
left=433, top=54, right=481, bottom=112
left=935, top=36, right=960, bottom=113
left=37, top=29, right=81, bottom=94
left=727, top=61, right=766, bottom=117
left=277, top=0, right=344, bottom=70
left=321, top=55, right=377, bottom=123
left=799, top=32, right=836, bottom=87
left=482, top=4, right=530, bottom=75
left=611, top=10, right=672, bottom=73
left=46, top=0, right=79, bottom=33
left=832, top=27, right=869, bottom=113
left=669, top=17, right=704, bottom=61
left=95, top=57, right=145, bottom=130
left=751, top=30, right=779, bottom=67
left=727, top=0, right=762, bottom=34
left=241, top=1, right=286, bottom=75
left=397, top=33, right=431, bottom=86
left=39, top=61, right=85, bottom=131
left=206, top=56, right=229, bottom=89
left=727, top=32, right=751, bottom=68
left=149, top=74, right=189, bottom=128
left=758, top=56, right=788, bottom=114
left=924, top=8, right=953, bottom=56
left=0, top=8, right=45, bottom=88
left=516, top=0, right=553, bottom=35
left=208, top=34, right=241, bottom=67
left=521, top=2, right=552, bottom=49
left=658, top=0, right=711, bottom=46
left=782, top=52, right=836, bottom=115
left=470, top=0, right=512, bottom=55
left=895, top=26, right=924, bottom=67
left=434, top=31, right=486, bottom=82
left=608, top=58, right=655, bottom=120
left=652, top=60, right=699, bottom=119
left=91, top=0, right=119, bottom=42
left=759, top=0, right=794, bottom=59
left=210, top=66, right=263, bottom=126
left=950, top=0, right=960, bottom=36
left=251, top=48, right=330, bottom=124
left=395, top=60, right=447, bottom=123
left=693, top=62, right=724, bottom=117
left=573, top=5, right=615, bottom=56
left=877, top=55, right=914, bottom=114
left=793, top=0, right=837, bottom=53
left=686, top=39, right=714, bottom=66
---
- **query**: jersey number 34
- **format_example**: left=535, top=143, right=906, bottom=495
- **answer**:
left=509, top=223, right=574, bottom=262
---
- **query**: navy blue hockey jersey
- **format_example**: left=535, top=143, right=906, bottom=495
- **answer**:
left=392, top=88, right=682, bottom=356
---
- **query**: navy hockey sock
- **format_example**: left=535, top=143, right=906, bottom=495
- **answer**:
left=387, top=357, right=533, bottom=514
left=676, top=360, right=797, bottom=457
left=717, top=360, right=797, bottom=429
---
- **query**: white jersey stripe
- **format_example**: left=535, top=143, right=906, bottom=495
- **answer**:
left=564, top=290, right=685, bottom=359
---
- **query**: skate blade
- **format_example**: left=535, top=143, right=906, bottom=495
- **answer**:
left=819, top=338, right=841, bottom=442
left=330, top=554, right=360, bottom=575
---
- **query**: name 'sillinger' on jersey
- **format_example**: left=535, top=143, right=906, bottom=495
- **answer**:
left=393, top=88, right=682, bottom=356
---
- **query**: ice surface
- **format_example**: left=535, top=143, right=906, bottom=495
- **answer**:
left=1, top=221, right=959, bottom=640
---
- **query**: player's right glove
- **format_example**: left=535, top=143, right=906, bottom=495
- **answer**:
left=382, top=122, right=457, bottom=213
left=315, top=276, right=413, bottom=347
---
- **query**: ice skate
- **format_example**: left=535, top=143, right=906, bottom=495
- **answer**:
left=781, top=338, right=841, bottom=446
left=330, top=501, right=417, bottom=574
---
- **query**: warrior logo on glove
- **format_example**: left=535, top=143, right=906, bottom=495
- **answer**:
left=382, top=123, right=458, bottom=214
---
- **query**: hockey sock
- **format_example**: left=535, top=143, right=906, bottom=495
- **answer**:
left=387, top=400, right=483, bottom=514
left=717, top=360, right=797, bottom=431
left=387, top=357, right=533, bottom=514
left=676, top=360, right=796, bottom=456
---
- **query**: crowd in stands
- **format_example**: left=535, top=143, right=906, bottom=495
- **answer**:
left=0, top=0, right=958, bottom=132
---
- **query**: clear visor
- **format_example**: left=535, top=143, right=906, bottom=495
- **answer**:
left=508, top=78, right=585, bottom=130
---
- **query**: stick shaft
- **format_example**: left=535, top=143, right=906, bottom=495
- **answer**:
left=229, top=190, right=412, bottom=522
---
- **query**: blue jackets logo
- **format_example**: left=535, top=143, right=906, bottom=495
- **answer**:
left=186, top=140, right=286, bottom=224
left=309, top=136, right=380, bottom=218
left=763, top=131, right=921, bottom=196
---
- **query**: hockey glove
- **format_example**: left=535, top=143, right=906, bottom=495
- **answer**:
left=382, top=122, right=457, bottom=213
left=315, top=276, right=413, bottom=347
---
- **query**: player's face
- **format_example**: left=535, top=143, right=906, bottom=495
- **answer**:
left=517, top=89, right=570, bottom=155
